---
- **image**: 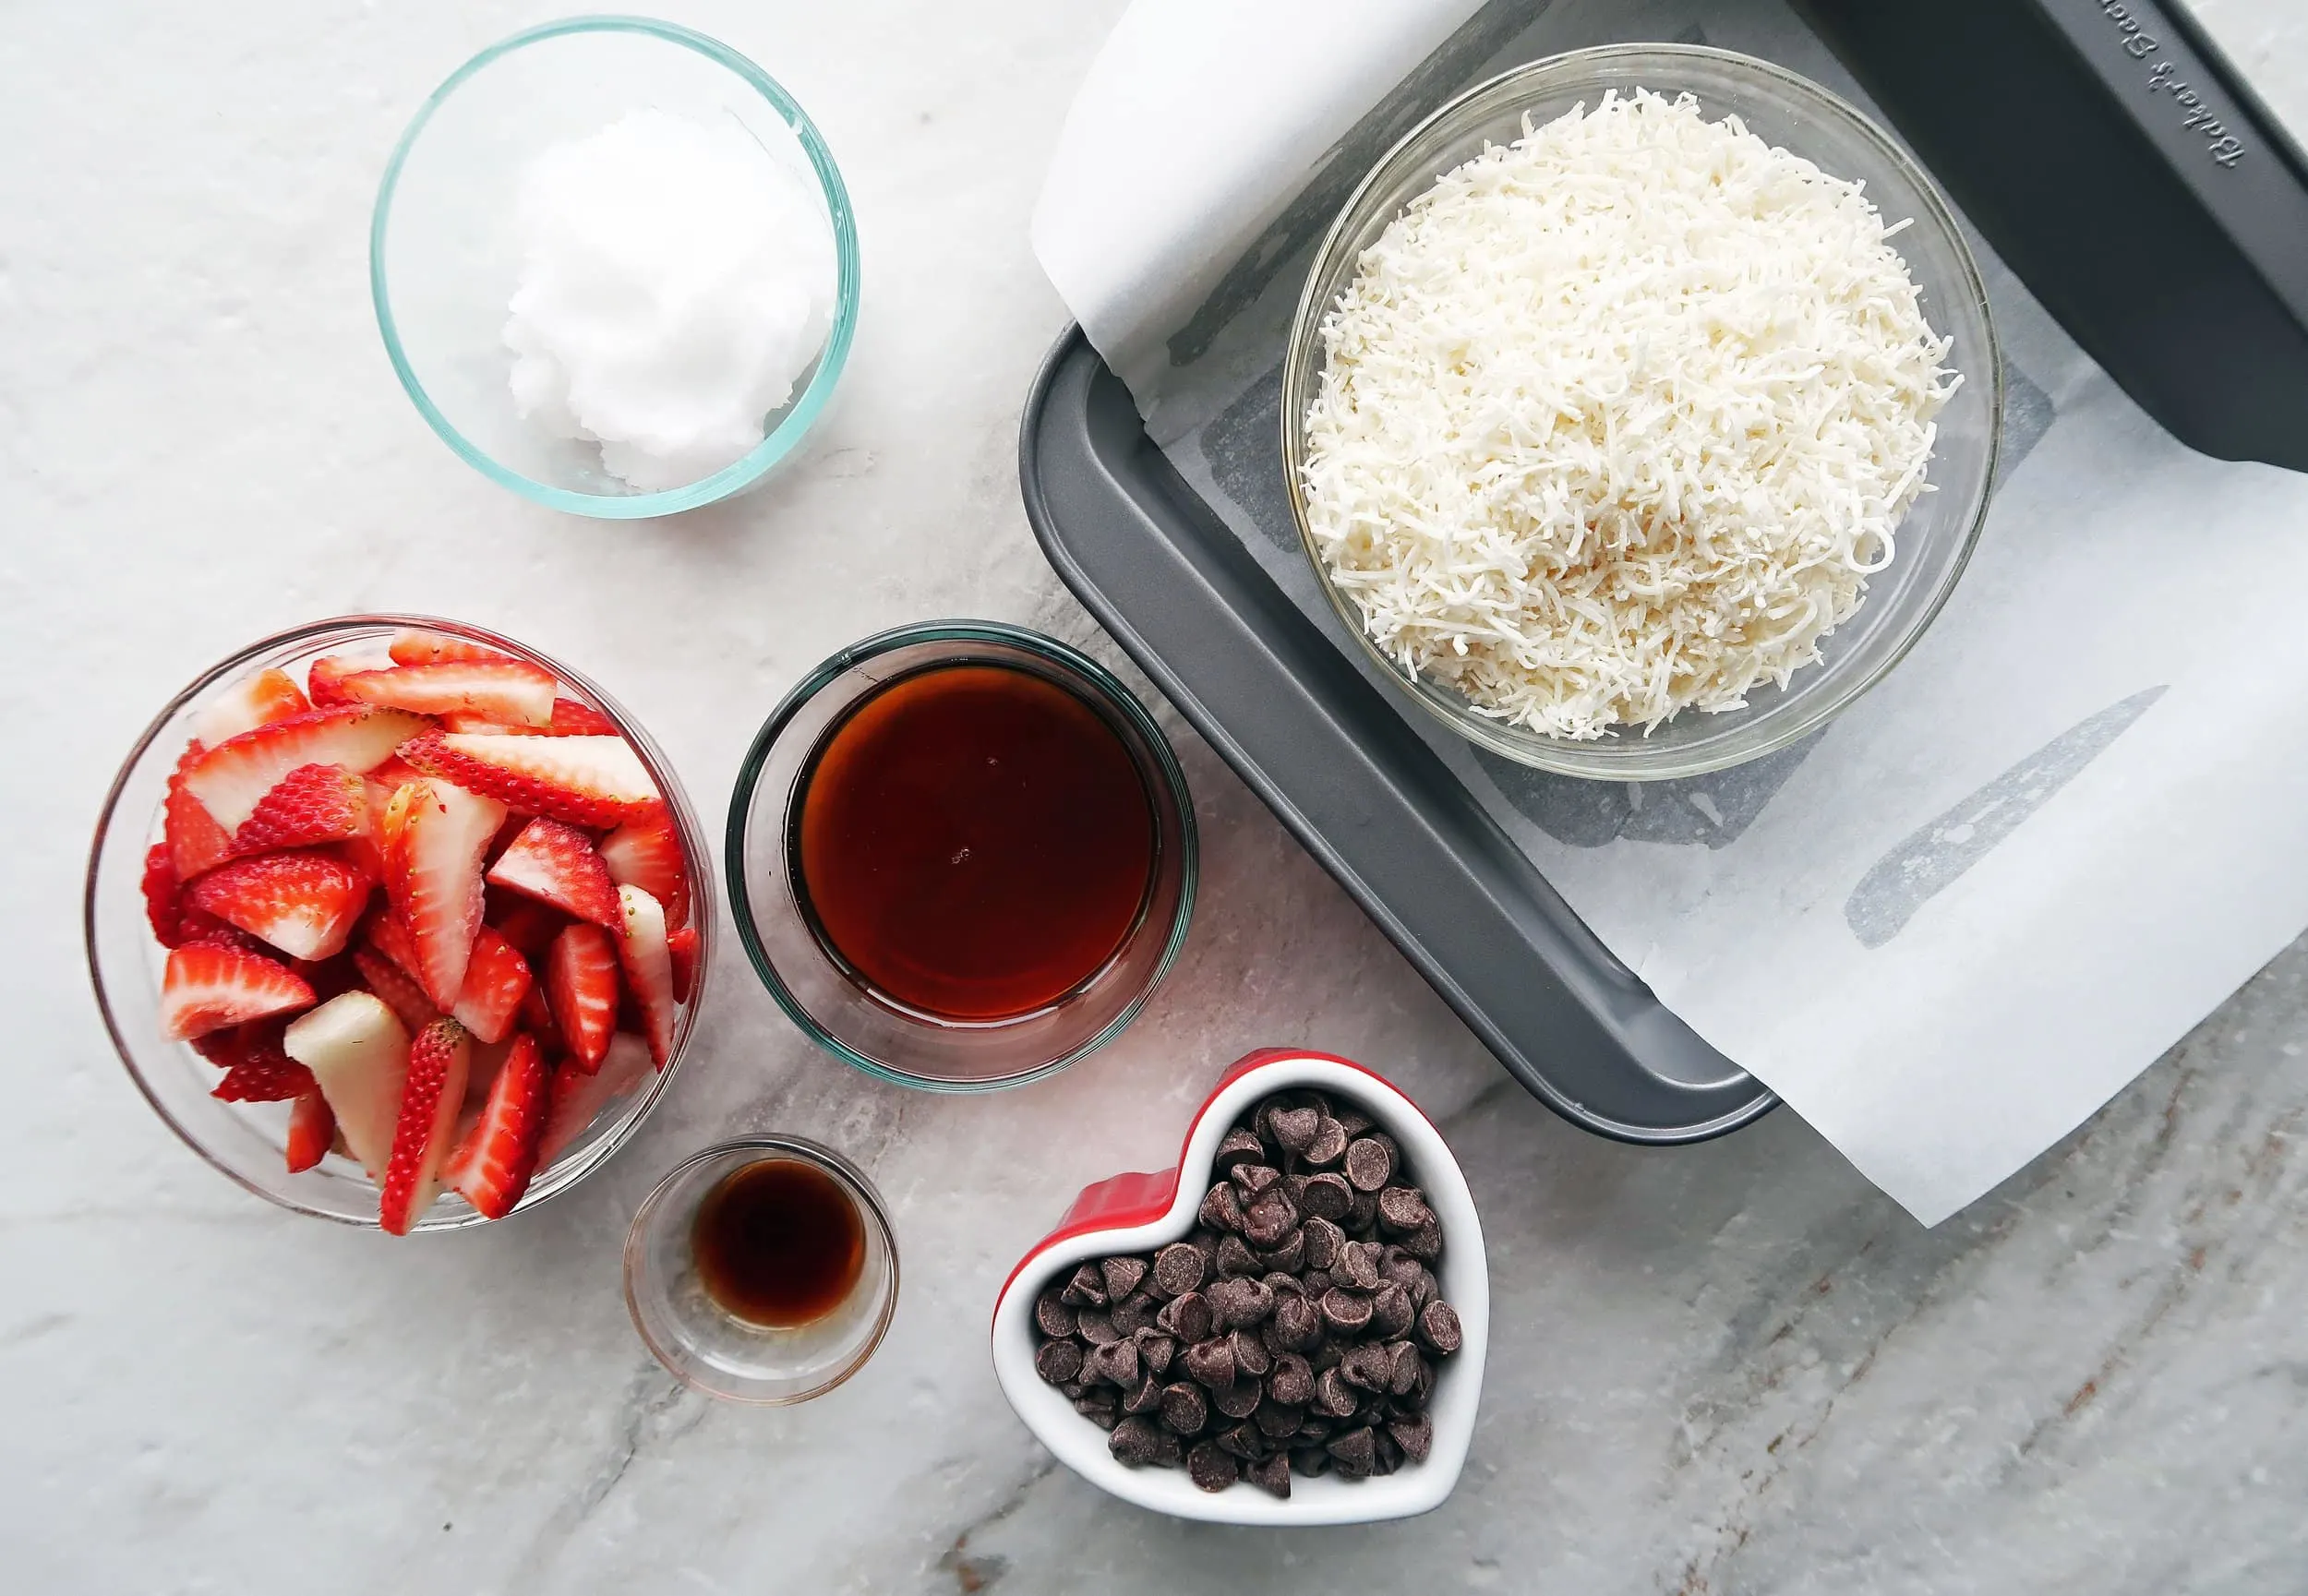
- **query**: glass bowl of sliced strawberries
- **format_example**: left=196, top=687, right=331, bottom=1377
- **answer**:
left=85, top=615, right=713, bottom=1232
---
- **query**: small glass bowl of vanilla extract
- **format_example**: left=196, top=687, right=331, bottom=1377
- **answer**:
left=726, top=621, right=1197, bottom=1091
left=624, top=1136, right=898, bottom=1404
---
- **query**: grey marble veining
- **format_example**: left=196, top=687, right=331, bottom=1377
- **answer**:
left=6, top=2, right=2307, bottom=1591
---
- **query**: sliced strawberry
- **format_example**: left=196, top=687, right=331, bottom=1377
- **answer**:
left=183, top=706, right=430, bottom=834
left=289, top=951, right=362, bottom=1002
left=284, top=991, right=409, bottom=1178
left=485, top=810, right=530, bottom=864
left=450, top=926, right=531, bottom=1044
left=368, top=756, right=427, bottom=791
left=538, top=1033, right=653, bottom=1166
left=546, top=923, right=619, bottom=1071
left=142, top=842, right=186, bottom=945
left=187, top=850, right=374, bottom=961
left=381, top=777, right=508, bottom=1011
left=212, top=1039, right=318, bottom=1102
left=388, top=630, right=521, bottom=668
left=231, top=762, right=371, bottom=857
left=379, top=1017, right=471, bottom=1234
left=305, top=654, right=365, bottom=707
left=398, top=732, right=658, bottom=829
left=439, top=698, right=622, bottom=738
left=443, top=1034, right=550, bottom=1219
left=165, top=743, right=234, bottom=882
left=365, top=906, right=422, bottom=978
left=488, top=896, right=566, bottom=960
left=487, top=818, right=619, bottom=927
left=614, top=884, right=678, bottom=1068
left=285, top=1090, right=335, bottom=1173
left=340, top=660, right=556, bottom=728
left=667, top=923, right=700, bottom=1005
left=160, top=943, right=316, bottom=1040
left=354, top=945, right=436, bottom=1031
left=193, top=667, right=311, bottom=748
left=519, top=983, right=566, bottom=1058
left=598, top=806, right=691, bottom=931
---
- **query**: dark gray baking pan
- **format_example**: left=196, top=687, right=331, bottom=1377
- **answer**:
left=1018, top=0, right=2308, bottom=1146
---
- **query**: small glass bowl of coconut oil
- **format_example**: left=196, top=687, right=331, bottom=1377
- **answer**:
left=372, top=17, right=861, bottom=519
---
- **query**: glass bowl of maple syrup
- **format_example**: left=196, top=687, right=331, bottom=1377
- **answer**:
left=624, top=1134, right=898, bottom=1404
left=726, top=620, right=1197, bottom=1091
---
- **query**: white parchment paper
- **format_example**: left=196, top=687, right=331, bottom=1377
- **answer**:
left=1032, top=0, right=2308, bottom=1223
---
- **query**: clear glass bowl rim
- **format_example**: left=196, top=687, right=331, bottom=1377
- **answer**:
left=723, top=618, right=1200, bottom=1093
left=1280, top=42, right=2005, bottom=781
left=83, top=612, right=715, bottom=1230
left=368, top=14, right=864, bottom=520
left=622, top=1133, right=900, bottom=1405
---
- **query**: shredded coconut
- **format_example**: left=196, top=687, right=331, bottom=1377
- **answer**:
left=1299, top=89, right=1959, bottom=739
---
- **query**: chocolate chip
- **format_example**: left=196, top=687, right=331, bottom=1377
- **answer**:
left=1376, top=1186, right=1433, bottom=1234
left=1326, top=1425, right=1376, bottom=1477
left=1215, top=1233, right=1261, bottom=1278
left=1313, top=1365, right=1359, bottom=1419
left=1333, top=1105, right=1376, bottom=1138
left=1376, top=1246, right=1421, bottom=1291
left=1075, top=1308, right=1120, bottom=1346
left=1157, top=1290, right=1212, bottom=1345
left=1254, top=1228, right=1305, bottom=1274
left=1296, top=1172, right=1352, bottom=1222
left=1293, top=1417, right=1333, bottom=1446
left=1183, top=1337, right=1235, bottom=1390
left=1211, top=1378, right=1264, bottom=1420
left=1318, top=1289, right=1373, bottom=1337
left=1262, top=1269, right=1307, bottom=1300
left=1232, top=1163, right=1282, bottom=1199
left=1109, top=1290, right=1158, bottom=1336
left=1388, top=1340, right=1424, bottom=1397
left=1368, top=1283, right=1414, bottom=1340
left=1188, top=1230, right=1221, bottom=1267
left=1302, top=1216, right=1344, bottom=1269
left=1035, top=1339, right=1083, bottom=1385
left=1151, top=1242, right=1206, bottom=1298
left=1100, top=1255, right=1148, bottom=1302
left=1214, top=1422, right=1267, bottom=1461
left=1034, top=1290, right=1076, bottom=1339
left=1388, top=1413, right=1433, bottom=1462
left=1343, top=1134, right=1397, bottom=1192
left=1254, top=1397, right=1305, bottom=1439
left=1412, top=1266, right=1439, bottom=1312
left=1230, top=1327, right=1271, bottom=1378
left=1123, top=1373, right=1165, bottom=1415
left=1240, top=1189, right=1299, bottom=1249
left=1399, top=1220, right=1443, bottom=1262
left=1417, top=1300, right=1462, bottom=1356
left=1268, top=1106, right=1319, bottom=1154
left=1059, top=1378, right=1088, bottom=1400
left=1310, top=1339, right=1344, bottom=1374
left=1160, top=1380, right=1208, bottom=1434
left=1344, top=1185, right=1379, bottom=1233
left=1372, top=1431, right=1402, bottom=1476
left=1198, top=1182, right=1244, bottom=1233
left=1303, top=1117, right=1349, bottom=1168
left=1134, top=1328, right=1175, bottom=1376
left=1334, top=1240, right=1382, bottom=1292
left=1075, top=1392, right=1120, bottom=1430
left=1060, top=1263, right=1107, bottom=1307
left=1270, top=1293, right=1323, bottom=1353
left=1207, top=1276, right=1274, bottom=1329
left=1268, top=1353, right=1315, bottom=1408
left=1245, top=1453, right=1292, bottom=1498
left=1212, top=1127, right=1266, bottom=1176
left=1340, top=1343, right=1392, bottom=1392
left=1109, top=1416, right=1179, bottom=1467
left=1186, top=1442, right=1239, bottom=1493
left=1292, top=1446, right=1332, bottom=1478
left=1083, top=1337, right=1138, bottom=1389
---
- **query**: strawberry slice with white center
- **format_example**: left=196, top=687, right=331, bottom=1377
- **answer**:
left=614, top=884, right=678, bottom=1067
left=142, top=843, right=186, bottom=946
left=285, top=1090, right=336, bottom=1174
left=598, top=805, right=691, bottom=931
left=231, top=762, right=371, bottom=856
left=284, top=991, right=410, bottom=1179
left=193, top=667, right=312, bottom=748
left=487, top=818, right=619, bottom=926
left=183, top=706, right=430, bottom=834
left=354, top=945, right=437, bottom=1032
left=161, top=943, right=317, bottom=1040
left=667, top=923, right=701, bottom=1005
left=305, top=655, right=365, bottom=707
left=381, top=777, right=508, bottom=1011
left=164, top=742, right=234, bottom=882
left=339, top=660, right=557, bottom=728
left=399, top=732, right=658, bottom=829
left=488, top=897, right=567, bottom=960
left=537, top=1033, right=653, bottom=1166
left=439, top=698, right=622, bottom=738
left=186, top=849, right=375, bottom=961
left=546, top=922, right=619, bottom=1071
left=379, top=1017, right=471, bottom=1234
left=450, top=926, right=532, bottom=1044
left=443, top=1033, right=550, bottom=1219
left=389, top=630, right=521, bottom=668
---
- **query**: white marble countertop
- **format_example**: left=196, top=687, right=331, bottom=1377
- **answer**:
left=9, top=2, right=2308, bottom=1590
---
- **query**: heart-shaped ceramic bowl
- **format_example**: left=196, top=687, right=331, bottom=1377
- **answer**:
left=991, top=1050, right=1489, bottom=1525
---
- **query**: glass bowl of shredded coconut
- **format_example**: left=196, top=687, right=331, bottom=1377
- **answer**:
left=1283, top=45, right=2001, bottom=779
left=373, top=18, right=859, bottom=518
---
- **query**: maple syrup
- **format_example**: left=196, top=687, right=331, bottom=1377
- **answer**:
left=791, top=662, right=1157, bottom=1023
left=691, top=1158, right=867, bottom=1329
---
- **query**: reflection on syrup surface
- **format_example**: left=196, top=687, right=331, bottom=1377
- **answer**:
left=691, top=1158, right=866, bottom=1329
left=793, top=663, right=1157, bottom=1022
